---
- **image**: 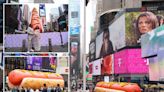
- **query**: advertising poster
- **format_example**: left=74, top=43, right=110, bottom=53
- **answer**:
left=89, top=40, right=96, bottom=62
left=70, top=41, right=80, bottom=76
left=141, top=25, right=164, bottom=58
left=149, top=57, right=159, bottom=81
left=57, top=57, right=68, bottom=67
left=158, top=50, right=164, bottom=81
left=97, top=7, right=164, bottom=55
left=26, top=57, right=42, bottom=70
left=89, top=62, right=93, bottom=74
left=42, top=57, right=56, bottom=71
left=39, top=4, right=46, bottom=17
left=109, top=13, right=126, bottom=51
left=92, top=59, right=101, bottom=76
left=114, top=49, right=148, bottom=74
left=69, top=0, right=80, bottom=35
left=101, top=54, right=113, bottom=75
left=96, top=32, right=103, bottom=59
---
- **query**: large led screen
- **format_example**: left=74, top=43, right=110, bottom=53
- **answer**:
left=114, top=49, right=148, bottom=74
left=125, top=7, right=164, bottom=58
left=57, top=57, right=68, bottom=67
left=96, top=31, right=114, bottom=59
left=70, top=41, right=80, bottom=76
left=96, top=32, right=103, bottom=58
left=89, top=40, right=96, bottom=62
left=158, top=50, right=164, bottom=81
left=26, top=57, right=42, bottom=70
left=4, top=4, right=68, bottom=52
left=99, top=7, right=164, bottom=55
left=149, top=57, right=159, bottom=81
left=92, top=59, right=101, bottom=76
left=109, top=13, right=126, bottom=51
left=141, top=25, right=164, bottom=58
left=101, top=54, right=114, bottom=75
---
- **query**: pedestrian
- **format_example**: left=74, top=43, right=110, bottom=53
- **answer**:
left=33, top=26, right=41, bottom=52
left=42, top=83, right=47, bottom=92
left=26, top=24, right=35, bottom=52
left=55, top=84, right=62, bottom=92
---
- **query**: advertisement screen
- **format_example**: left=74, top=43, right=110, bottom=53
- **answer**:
left=124, top=7, right=164, bottom=57
left=158, top=50, right=164, bottom=81
left=39, top=4, right=46, bottom=17
left=101, top=7, right=164, bottom=55
left=42, top=57, right=56, bottom=71
left=125, top=12, right=141, bottom=47
left=89, top=62, right=93, bottom=74
left=114, top=49, right=148, bottom=74
left=96, top=32, right=103, bottom=59
left=0, top=0, right=5, bottom=43
left=96, top=30, right=114, bottom=59
left=26, top=57, right=42, bottom=70
left=89, top=40, right=96, bottom=61
left=141, top=25, right=164, bottom=58
left=92, top=59, right=101, bottom=76
left=109, top=13, right=126, bottom=51
left=104, top=76, right=109, bottom=82
left=125, top=8, right=164, bottom=50
left=70, top=41, right=80, bottom=75
left=57, top=57, right=68, bottom=67
left=101, top=54, right=114, bottom=75
left=149, top=57, right=159, bottom=81
left=4, top=4, right=69, bottom=52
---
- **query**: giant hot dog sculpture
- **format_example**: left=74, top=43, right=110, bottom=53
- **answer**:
left=8, top=69, right=64, bottom=90
left=31, top=8, right=43, bottom=32
left=95, top=81, right=141, bottom=92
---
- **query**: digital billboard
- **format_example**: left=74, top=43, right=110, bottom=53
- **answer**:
left=26, top=57, right=42, bottom=70
left=98, top=7, right=164, bottom=55
left=39, top=4, right=46, bottom=17
left=109, top=13, right=126, bottom=51
left=70, top=41, right=80, bottom=76
left=89, top=40, right=96, bottom=62
left=96, top=31, right=114, bottom=59
left=101, top=54, right=114, bottom=75
left=149, top=57, right=159, bottom=81
left=96, top=32, right=103, bottom=59
left=114, top=49, right=148, bottom=74
left=57, top=57, right=68, bottom=67
left=141, top=25, right=164, bottom=58
left=158, top=50, right=164, bottom=81
left=92, top=59, right=101, bottom=76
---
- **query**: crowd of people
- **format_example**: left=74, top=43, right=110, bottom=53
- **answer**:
left=5, top=84, right=65, bottom=92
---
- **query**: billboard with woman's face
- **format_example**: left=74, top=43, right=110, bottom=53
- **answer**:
left=95, top=7, right=164, bottom=59
left=96, top=30, right=114, bottom=59
left=125, top=8, right=164, bottom=58
left=158, top=50, right=164, bottom=81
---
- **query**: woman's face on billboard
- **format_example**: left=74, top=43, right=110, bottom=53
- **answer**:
left=138, top=16, right=153, bottom=34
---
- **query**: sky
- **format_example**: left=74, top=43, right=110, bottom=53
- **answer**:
left=20, top=0, right=68, bottom=22
left=85, top=0, right=97, bottom=54
left=28, top=3, right=62, bottom=22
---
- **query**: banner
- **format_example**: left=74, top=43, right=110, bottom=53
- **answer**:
left=92, top=59, right=101, bottom=75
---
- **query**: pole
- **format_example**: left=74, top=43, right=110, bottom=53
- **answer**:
left=82, top=0, right=86, bottom=91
